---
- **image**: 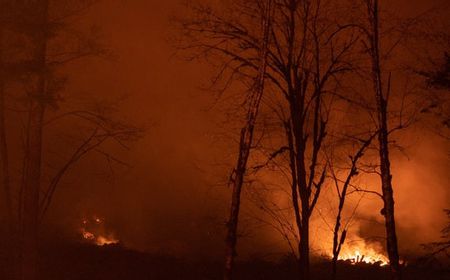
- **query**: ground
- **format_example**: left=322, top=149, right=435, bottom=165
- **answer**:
left=24, top=242, right=448, bottom=280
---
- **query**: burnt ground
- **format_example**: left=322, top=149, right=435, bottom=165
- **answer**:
left=1, top=241, right=449, bottom=280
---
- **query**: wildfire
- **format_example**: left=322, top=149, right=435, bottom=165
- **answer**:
left=96, top=235, right=119, bottom=246
left=80, top=216, right=119, bottom=246
left=337, top=242, right=389, bottom=266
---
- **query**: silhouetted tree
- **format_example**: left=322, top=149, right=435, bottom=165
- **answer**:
left=224, top=1, right=273, bottom=279
left=0, top=2, right=14, bottom=279
left=328, top=131, right=378, bottom=280
left=177, top=1, right=359, bottom=279
left=0, top=1, right=141, bottom=279
left=363, top=1, right=401, bottom=278
left=0, top=0, right=12, bottom=235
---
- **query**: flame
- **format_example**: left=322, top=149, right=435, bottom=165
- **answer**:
left=336, top=241, right=389, bottom=266
left=80, top=216, right=119, bottom=246
left=94, top=234, right=119, bottom=246
left=82, top=229, right=95, bottom=240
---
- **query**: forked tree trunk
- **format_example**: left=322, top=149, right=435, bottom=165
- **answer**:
left=330, top=133, right=377, bottom=280
left=366, top=1, right=401, bottom=279
left=289, top=85, right=326, bottom=280
left=224, top=1, right=272, bottom=279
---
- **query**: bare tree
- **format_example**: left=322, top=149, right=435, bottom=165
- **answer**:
left=224, top=1, right=273, bottom=279
left=0, top=1, right=140, bottom=280
left=264, top=2, right=358, bottom=278
left=329, top=131, right=377, bottom=280
left=363, top=1, right=401, bottom=278
left=39, top=110, right=142, bottom=222
left=177, top=1, right=359, bottom=279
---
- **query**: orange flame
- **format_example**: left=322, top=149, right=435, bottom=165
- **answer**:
left=94, top=234, right=119, bottom=246
left=336, top=241, right=389, bottom=266
left=80, top=216, right=119, bottom=246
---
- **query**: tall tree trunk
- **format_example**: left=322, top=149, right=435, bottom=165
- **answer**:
left=286, top=112, right=311, bottom=280
left=284, top=121, right=302, bottom=249
left=299, top=212, right=310, bottom=280
left=224, top=2, right=272, bottom=279
left=20, top=1, right=49, bottom=279
left=294, top=117, right=311, bottom=280
left=0, top=15, right=16, bottom=280
left=288, top=94, right=311, bottom=280
left=367, top=1, right=401, bottom=279
left=224, top=131, right=248, bottom=280
left=0, top=5, right=12, bottom=235
left=20, top=104, right=44, bottom=280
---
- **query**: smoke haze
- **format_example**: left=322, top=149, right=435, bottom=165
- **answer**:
left=32, top=0, right=450, bottom=260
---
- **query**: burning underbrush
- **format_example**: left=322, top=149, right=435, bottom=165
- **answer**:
left=336, top=240, right=389, bottom=266
left=79, top=216, right=119, bottom=246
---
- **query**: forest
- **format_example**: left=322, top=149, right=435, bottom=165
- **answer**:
left=0, top=0, right=449, bottom=280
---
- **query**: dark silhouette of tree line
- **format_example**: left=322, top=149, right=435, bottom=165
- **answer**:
left=0, top=1, right=141, bottom=279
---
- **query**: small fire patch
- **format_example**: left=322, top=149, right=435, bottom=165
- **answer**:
left=79, top=216, right=119, bottom=246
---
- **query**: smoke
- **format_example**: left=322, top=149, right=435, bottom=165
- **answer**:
left=34, top=0, right=450, bottom=262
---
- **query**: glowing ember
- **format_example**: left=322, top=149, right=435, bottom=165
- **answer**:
left=82, top=230, right=95, bottom=240
left=79, top=216, right=119, bottom=246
